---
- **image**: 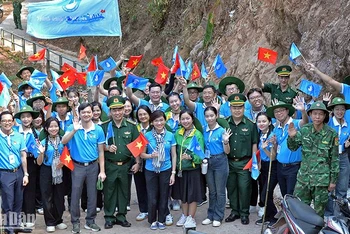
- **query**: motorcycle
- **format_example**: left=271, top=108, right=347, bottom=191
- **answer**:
left=264, top=194, right=350, bottom=234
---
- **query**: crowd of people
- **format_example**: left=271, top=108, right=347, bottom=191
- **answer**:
left=0, top=57, right=349, bottom=234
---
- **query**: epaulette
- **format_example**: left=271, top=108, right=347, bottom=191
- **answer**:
left=101, top=119, right=111, bottom=125
left=126, top=119, right=137, bottom=125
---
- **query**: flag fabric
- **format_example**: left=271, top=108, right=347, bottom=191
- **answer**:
left=175, top=54, right=187, bottom=77
left=60, top=146, right=74, bottom=171
left=188, top=136, right=205, bottom=159
left=251, top=152, right=260, bottom=180
left=289, top=42, right=302, bottom=60
left=0, top=72, right=12, bottom=88
left=76, top=72, right=87, bottom=85
left=258, top=47, right=278, bottom=64
left=87, top=55, right=98, bottom=71
left=201, top=62, right=208, bottom=79
left=126, top=132, right=149, bottom=157
left=86, top=70, right=105, bottom=87
left=125, top=55, right=143, bottom=69
left=172, top=45, right=178, bottom=63
left=0, top=82, right=3, bottom=94
left=28, top=48, right=46, bottom=61
left=29, top=69, right=47, bottom=90
left=191, top=63, right=201, bottom=81
left=155, top=63, right=169, bottom=85
left=115, top=70, right=124, bottom=78
left=50, top=70, right=63, bottom=91
left=171, top=53, right=180, bottom=74
left=57, top=71, right=76, bottom=90
left=61, top=63, right=77, bottom=73
left=299, top=79, right=322, bottom=98
left=78, top=44, right=86, bottom=60
left=105, top=122, right=114, bottom=145
left=26, top=134, right=39, bottom=158
left=26, top=0, right=122, bottom=39
left=0, top=84, right=11, bottom=107
left=125, top=74, right=149, bottom=90
left=184, top=60, right=193, bottom=80
left=243, top=150, right=261, bottom=170
left=212, top=54, right=227, bottom=78
left=99, top=57, right=117, bottom=72
left=151, top=57, right=164, bottom=67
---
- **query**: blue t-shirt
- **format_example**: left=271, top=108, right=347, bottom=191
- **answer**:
left=139, top=99, right=169, bottom=112
left=66, top=124, right=105, bottom=162
left=0, top=130, right=26, bottom=169
left=342, top=84, right=350, bottom=122
left=258, top=132, right=274, bottom=162
left=51, top=112, right=73, bottom=132
left=144, top=130, right=176, bottom=172
left=13, top=126, right=39, bottom=158
left=328, top=116, right=350, bottom=153
left=40, top=138, right=64, bottom=166
left=203, top=124, right=225, bottom=155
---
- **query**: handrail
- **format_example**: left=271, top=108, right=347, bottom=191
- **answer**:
left=0, top=27, right=85, bottom=72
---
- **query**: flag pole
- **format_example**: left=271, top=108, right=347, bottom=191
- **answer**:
left=300, top=54, right=308, bottom=65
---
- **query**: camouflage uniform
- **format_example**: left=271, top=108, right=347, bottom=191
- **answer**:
left=287, top=123, right=339, bottom=216
left=13, top=0, right=22, bottom=30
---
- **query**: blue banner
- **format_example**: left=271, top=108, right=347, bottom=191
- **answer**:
left=27, top=0, right=122, bottom=39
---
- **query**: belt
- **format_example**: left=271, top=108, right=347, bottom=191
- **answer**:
left=210, top=153, right=227, bottom=159
left=0, top=165, right=21, bottom=173
left=106, top=158, right=131, bottom=166
left=72, top=159, right=97, bottom=166
left=26, top=152, right=34, bottom=158
left=278, top=162, right=301, bottom=167
left=228, top=156, right=251, bottom=162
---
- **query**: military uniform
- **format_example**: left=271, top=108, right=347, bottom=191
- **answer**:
left=287, top=102, right=339, bottom=216
left=13, top=0, right=23, bottom=30
left=102, top=96, right=138, bottom=225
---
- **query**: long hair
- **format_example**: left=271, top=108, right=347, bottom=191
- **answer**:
left=43, top=117, right=61, bottom=163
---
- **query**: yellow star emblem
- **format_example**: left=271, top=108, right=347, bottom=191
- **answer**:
left=62, top=76, right=70, bottom=84
left=161, top=72, right=167, bottom=79
left=34, top=53, right=40, bottom=58
left=65, top=154, right=71, bottom=163
left=136, top=141, right=143, bottom=149
left=193, top=71, right=197, bottom=76
left=133, top=59, right=138, bottom=66
left=264, top=52, right=271, bottom=59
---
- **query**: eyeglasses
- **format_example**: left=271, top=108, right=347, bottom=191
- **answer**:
left=1, top=120, right=13, bottom=123
left=249, top=96, right=262, bottom=101
left=226, top=87, right=239, bottom=92
left=273, top=109, right=286, bottom=114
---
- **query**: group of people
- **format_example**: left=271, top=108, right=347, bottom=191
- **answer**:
left=0, top=57, right=349, bottom=234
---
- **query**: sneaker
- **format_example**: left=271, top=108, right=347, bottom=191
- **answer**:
left=226, top=200, right=230, bottom=208
left=176, top=214, right=187, bottom=226
left=197, top=200, right=208, bottom=207
left=25, top=222, right=35, bottom=228
left=255, top=218, right=270, bottom=226
left=268, top=218, right=278, bottom=226
left=127, top=206, right=131, bottom=211
left=72, top=223, right=80, bottom=233
left=202, top=218, right=212, bottom=225
left=212, top=220, right=221, bottom=227
left=136, top=212, right=148, bottom=221
left=249, top=205, right=257, bottom=213
left=157, top=222, right=166, bottom=230
left=165, top=213, right=173, bottom=226
left=115, top=207, right=118, bottom=212
left=184, top=215, right=196, bottom=228
left=84, top=209, right=87, bottom=213
left=37, top=208, right=44, bottom=215
left=150, top=222, right=158, bottom=230
left=56, top=223, right=68, bottom=230
left=258, top=206, right=265, bottom=218
left=96, top=207, right=101, bottom=213
left=84, top=223, right=101, bottom=232
left=46, top=226, right=55, bottom=232
left=172, top=200, right=181, bottom=211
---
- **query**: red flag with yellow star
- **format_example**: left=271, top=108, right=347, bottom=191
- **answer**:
left=155, top=63, right=169, bottom=85
left=56, top=71, right=76, bottom=90
left=61, top=63, right=77, bottom=73
left=258, top=47, right=278, bottom=64
left=151, top=57, right=164, bottom=67
left=125, top=55, right=143, bottom=69
left=126, top=132, right=149, bottom=157
left=76, top=72, right=87, bottom=85
left=28, top=48, right=46, bottom=61
left=191, top=63, right=201, bottom=81
left=78, top=44, right=87, bottom=60
left=60, top=146, right=74, bottom=171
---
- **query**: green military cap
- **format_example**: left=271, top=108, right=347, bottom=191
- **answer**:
left=107, top=95, right=125, bottom=109
left=18, top=81, right=35, bottom=92
left=307, top=101, right=329, bottom=123
left=266, top=101, right=295, bottom=118
left=344, top=75, right=350, bottom=85
left=327, top=97, right=350, bottom=111
left=14, top=105, right=40, bottom=119
left=187, top=83, right=203, bottom=92
left=275, top=65, right=292, bottom=76
left=227, top=93, right=247, bottom=106
left=16, top=66, right=35, bottom=79
left=219, top=76, right=245, bottom=94
left=103, top=76, right=125, bottom=90
left=52, top=97, right=71, bottom=112
left=26, top=93, right=48, bottom=107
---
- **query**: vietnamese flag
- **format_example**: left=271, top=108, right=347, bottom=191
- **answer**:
left=60, top=146, right=74, bottom=171
left=151, top=57, right=164, bottom=67
left=0, top=82, right=3, bottom=94
left=191, top=63, right=201, bottom=81
left=57, top=71, right=76, bottom=90
left=155, top=63, right=169, bottom=85
left=87, top=56, right=98, bottom=71
left=28, top=48, right=46, bottom=61
left=258, top=47, right=278, bottom=64
left=78, top=44, right=87, bottom=60
left=243, top=150, right=261, bottom=170
left=76, top=72, right=87, bottom=85
left=125, top=55, right=143, bottom=69
left=171, top=53, right=180, bottom=74
left=126, top=132, right=149, bottom=157
left=61, top=63, right=77, bottom=73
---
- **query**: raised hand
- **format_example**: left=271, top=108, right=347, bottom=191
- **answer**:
left=322, top=92, right=332, bottom=103
left=293, top=96, right=305, bottom=111
left=223, top=128, right=232, bottom=142
left=72, top=116, right=80, bottom=131
left=211, top=97, right=221, bottom=112
left=271, top=98, right=279, bottom=106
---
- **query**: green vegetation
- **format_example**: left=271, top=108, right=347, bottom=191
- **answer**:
left=148, top=0, right=169, bottom=31
left=203, top=12, right=214, bottom=49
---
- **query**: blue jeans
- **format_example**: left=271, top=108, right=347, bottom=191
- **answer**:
left=205, top=154, right=229, bottom=221
left=325, top=152, right=350, bottom=216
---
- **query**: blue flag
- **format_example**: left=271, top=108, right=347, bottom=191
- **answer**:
left=99, top=57, right=117, bottom=72
left=105, top=121, right=114, bottom=145
left=289, top=42, right=302, bottom=65
left=27, top=0, right=122, bottom=39
left=0, top=84, right=11, bottom=107
left=125, top=74, right=149, bottom=90
left=26, top=134, right=39, bottom=158
left=251, top=152, right=260, bottom=180
left=185, top=60, right=193, bottom=80
left=0, top=72, right=12, bottom=88
left=172, top=45, right=178, bottom=63
left=175, top=54, right=187, bottom=77
left=212, top=54, right=227, bottom=78
left=115, top=70, right=124, bottom=78
left=188, top=136, right=205, bottom=160
left=49, top=70, right=62, bottom=102
left=201, top=62, right=208, bottom=79
left=299, top=79, right=322, bottom=98
left=86, top=70, right=105, bottom=87
left=29, top=69, right=47, bottom=90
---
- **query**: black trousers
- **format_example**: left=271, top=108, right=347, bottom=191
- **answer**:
left=22, top=157, right=37, bottom=222
left=40, top=165, right=65, bottom=226
left=145, top=169, right=171, bottom=224
left=260, top=161, right=278, bottom=220
left=133, top=167, right=148, bottom=213
left=277, top=162, right=300, bottom=197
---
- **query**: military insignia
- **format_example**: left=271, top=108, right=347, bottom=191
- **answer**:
left=321, top=140, right=329, bottom=144
left=124, top=131, right=131, bottom=135
left=337, top=98, right=341, bottom=101
left=234, top=96, right=240, bottom=101
left=285, top=97, right=291, bottom=100
left=242, top=128, right=248, bottom=132
left=13, top=141, right=17, bottom=145
left=316, top=103, right=320, bottom=106
left=282, top=68, right=287, bottom=71
left=113, top=98, right=119, bottom=103
left=334, top=137, right=339, bottom=146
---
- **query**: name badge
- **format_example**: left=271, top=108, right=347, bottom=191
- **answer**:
left=205, top=150, right=210, bottom=158
left=277, top=145, right=281, bottom=154
left=9, top=154, right=15, bottom=165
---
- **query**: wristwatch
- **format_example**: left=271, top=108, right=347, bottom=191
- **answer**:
left=24, top=172, right=29, bottom=177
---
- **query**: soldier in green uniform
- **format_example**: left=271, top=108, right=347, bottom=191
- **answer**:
left=287, top=101, right=339, bottom=216
left=102, top=96, right=141, bottom=229
left=255, top=65, right=297, bottom=105
left=13, top=0, right=23, bottom=30
left=225, top=93, right=258, bottom=225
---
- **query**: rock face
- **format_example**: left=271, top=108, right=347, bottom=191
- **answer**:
left=49, top=0, right=350, bottom=95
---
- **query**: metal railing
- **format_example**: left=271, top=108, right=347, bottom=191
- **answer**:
left=0, top=28, right=85, bottom=72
